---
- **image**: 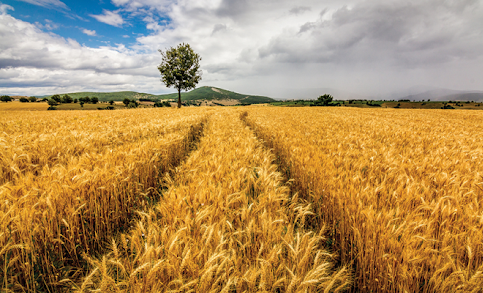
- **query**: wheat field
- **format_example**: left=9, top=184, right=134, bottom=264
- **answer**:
left=1, top=106, right=482, bottom=292
left=1, top=108, right=209, bottom=291
left=243, top=107, right=483, bottom=292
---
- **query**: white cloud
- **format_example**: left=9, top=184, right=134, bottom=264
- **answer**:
left=15, top=0, right=69, bottom=10
left=82, top=29, right=96, bottom=36
left=90, top=10, right=124, bottom=27
left=0, top=11, right=163, bottom=95
left=0, top=4, right=14, bottom=14
left=35, top=19, right=59, bottom=30
left=2, top=0, right=483, bottom=98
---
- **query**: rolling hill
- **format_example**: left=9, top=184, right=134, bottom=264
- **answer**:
left=43, top=87, right=275, bottom=104
left=155, top=86, right=275, bottom=104
left=37, top=91, right=157, bottom=102
left=393, top=87, right=483, bottom=102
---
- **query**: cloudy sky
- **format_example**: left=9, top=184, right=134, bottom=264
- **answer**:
left=0, top=0, right=482, bottom=99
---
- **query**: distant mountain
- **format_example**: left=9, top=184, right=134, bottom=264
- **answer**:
left=437, top=93, right=483, bottom=102
left=48, top=87, right=274, bottom=104
left=156, top=86, right=275, bottom=104
left=279, top=88, right=370, bottom=101
left=391, top=86, right=483, bottom=102
left=39, top=91, right=155, bottom=102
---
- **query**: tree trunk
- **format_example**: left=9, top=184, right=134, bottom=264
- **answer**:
left=177, top=88, right=181, bottom=108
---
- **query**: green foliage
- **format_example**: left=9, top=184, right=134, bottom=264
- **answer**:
left=61, top=94, right=73, bottom=103
left=1, top=95, right=12, bottom=102
left=29, top=96, right=37, bottom=102
left=48, top=99, right=58, bottom=106
left=19, top=97, right=29, bottom=103
left=158, top=43, right=202, bottom=108
left=123, top=98, right=139, bottom=108
left=79, top=96, right=91, bottom=104
left=74, top=98, right=78, bottom=103
left=39, top=87, right=274, bottom=105
left=156, top=86, right=274, bottom=104
left=127, top=101, right=138, bottom=108
left=316, top=94, right=334, bottom=106
left=109, top=100, right=114, bottom=105
left=91, top=97, right=99, bottom=104
left=51, top=95, right=61, bottom=103
left=442, top=104, right=455, bottom=109
left=53, top=91, right=155, bottom=102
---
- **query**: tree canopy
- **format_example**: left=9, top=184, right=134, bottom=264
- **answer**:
left=158, top=43, right=202, bottom=108
left=1, top=95, right=12, bottom=102
left=317, top=94, right=334, bottom=106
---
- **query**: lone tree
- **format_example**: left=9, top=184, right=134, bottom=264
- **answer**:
left=317, top=94, right=334, bottom=106
left=1, top=95, right=12, bottom=102
left=158, top=43, right=202, bottom=108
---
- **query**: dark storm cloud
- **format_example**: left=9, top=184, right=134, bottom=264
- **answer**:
left=212, top=23, right=227, bottom=35
left=289, top=6, right=311, bottom=15
left=216, top=0, right=250, bottom=18
left=258, top=0, right=483, bottom=67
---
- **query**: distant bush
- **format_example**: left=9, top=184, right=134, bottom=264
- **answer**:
left=19, top=97, right=29, bottom=103
left=79, top=97, right=91, bottom=104
left=51, top=95, right=61, bottom=103
left=48, top=99, right=58, bottom=107
left=62, top=94, right=73, bottom=103
left=1, top=95, right=12, bottom=102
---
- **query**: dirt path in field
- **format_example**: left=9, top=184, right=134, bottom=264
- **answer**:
left=77, top=110, right=350, bottom=292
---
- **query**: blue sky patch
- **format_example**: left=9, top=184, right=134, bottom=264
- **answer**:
left=2, top=0, right=167, bottom=48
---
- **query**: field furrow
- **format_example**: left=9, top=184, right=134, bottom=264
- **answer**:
left=0, top=108, right=210, bottom=292
left=243, top=107, right=483, bottom=292
left=76, top=110, right=351, bottom=292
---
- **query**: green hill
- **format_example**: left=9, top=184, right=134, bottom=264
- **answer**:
left=57, top=91, right=155, bottom=102
left=43, top=87, right=274, bottom=104
left=156, top=86, right=274, bottom=104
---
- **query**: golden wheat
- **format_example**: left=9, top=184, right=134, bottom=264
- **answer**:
left=0, top=108, right=210, bottom=291
left=76, top=110, right=350, bottom=292
left=243, top=107, right=483, bottom=292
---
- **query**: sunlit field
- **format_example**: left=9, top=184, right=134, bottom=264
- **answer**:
left=0, top=101, right=49, bottom=111
left=243, top=107, right=483, bottom=292
left=1, top=106, right=483, bottom=292
left=0, top=108, right=209, bottom=291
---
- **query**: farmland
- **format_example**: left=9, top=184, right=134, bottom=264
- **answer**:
left=243, top=107, right=483, bottom=292
left=1, top=107, right=483, bottom=292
